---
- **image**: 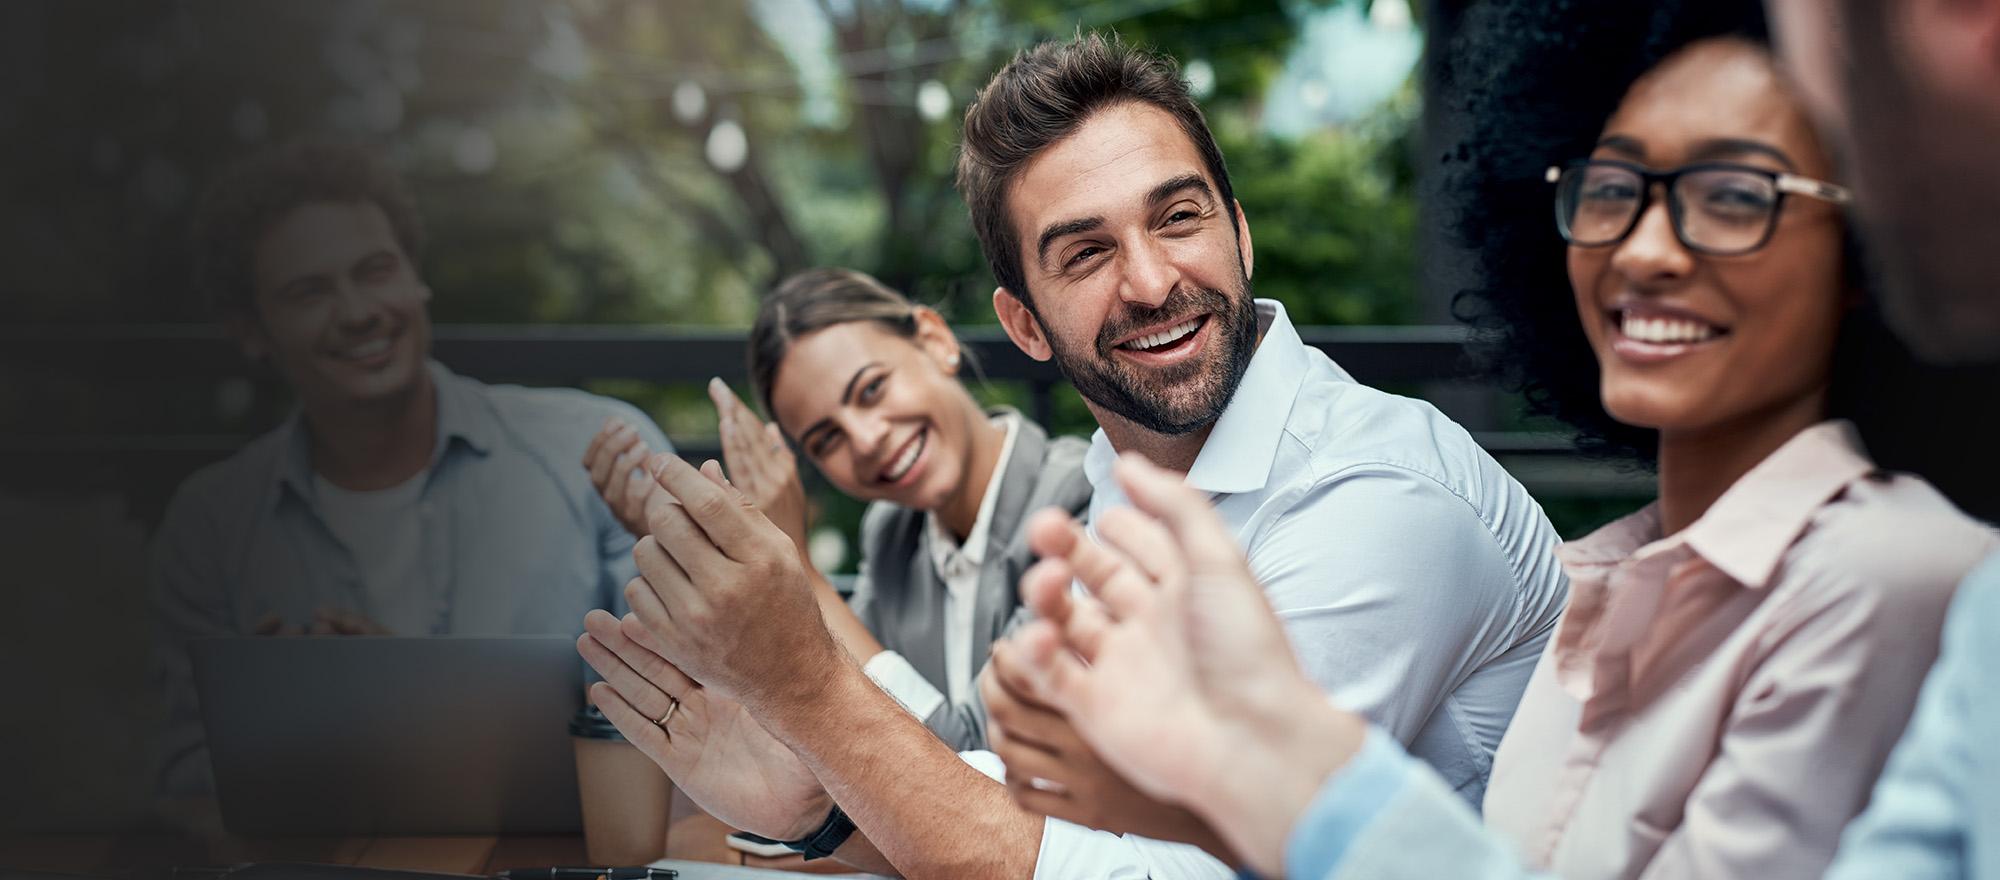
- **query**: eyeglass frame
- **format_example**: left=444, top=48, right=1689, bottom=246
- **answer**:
left=1545, top=159, right=1853, bottom=256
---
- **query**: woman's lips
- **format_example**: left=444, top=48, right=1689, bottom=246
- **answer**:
left=879, top=426, right=928, bottom=485
left=1607, top=308, right=1729, bottom=364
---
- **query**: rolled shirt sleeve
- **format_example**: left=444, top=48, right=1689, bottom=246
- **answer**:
left=864, top=650, right=948, bottom=723
left=1825, top=555, right=2000, bottom=880
left=1312, top=731, right=1549, bottom=880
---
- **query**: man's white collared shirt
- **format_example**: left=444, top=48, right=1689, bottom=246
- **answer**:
left=1011, top=299, right=1571, bottom=879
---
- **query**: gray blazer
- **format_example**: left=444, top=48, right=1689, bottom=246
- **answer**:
left=847, top=412, right=1091, bottom=750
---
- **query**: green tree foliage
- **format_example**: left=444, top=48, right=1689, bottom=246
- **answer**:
left=8, top=0, right=1450, bottom=562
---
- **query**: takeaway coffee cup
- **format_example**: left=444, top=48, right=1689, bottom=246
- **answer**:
left=570, top=705, right=675, bottom=865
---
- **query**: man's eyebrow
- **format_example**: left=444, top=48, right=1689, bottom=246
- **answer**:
left=1036, top=216, right=1104, bottom=266
left=1688, top=138, right=1798, bottom=171
left=1147, top=172, right=1212, bottom=207
left=1033, top=174, right=1217, bottom=267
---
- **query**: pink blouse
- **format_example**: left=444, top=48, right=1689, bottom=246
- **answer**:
left=1483, top=420, right=1998, bottom=879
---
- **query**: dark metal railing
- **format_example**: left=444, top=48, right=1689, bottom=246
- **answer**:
left=0, top=324, right=1649, bottom=517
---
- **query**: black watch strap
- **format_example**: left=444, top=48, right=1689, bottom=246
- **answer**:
left=784, top=805, right=857, bottom=861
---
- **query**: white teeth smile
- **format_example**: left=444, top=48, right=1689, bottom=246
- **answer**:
left=882, top=429, right=925, bottom=483
left=1619, top=312, right=1721, bottom=344
left=1119, top=318, right=1202, bottom=352
left=337, top=338, right=393, bottom=360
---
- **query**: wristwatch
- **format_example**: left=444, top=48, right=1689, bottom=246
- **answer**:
left=784, top=804, right=857, bottom=860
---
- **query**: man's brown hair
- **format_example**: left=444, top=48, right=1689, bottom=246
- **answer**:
left=955, top=32, right=1236, bottom=312
left=191, top=139, right=424, bottom=316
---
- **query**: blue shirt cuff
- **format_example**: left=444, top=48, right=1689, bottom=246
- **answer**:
left=1282, top=725, right=1414, bottom=880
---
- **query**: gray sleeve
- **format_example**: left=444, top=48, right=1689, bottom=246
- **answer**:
left=844, top=502, right=896, bottom=634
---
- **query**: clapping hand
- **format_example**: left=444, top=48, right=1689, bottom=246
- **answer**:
left=623, top=453, right=843, bottom=716
left=982, top=641, right=1233, bottom=859
left=708, top=378, right=810, bottom=556
left=583, top=418, right=657, bottom=539
left=578, top=609, right=831, bottom=840
left=999, top=454, right=1365, bottom=877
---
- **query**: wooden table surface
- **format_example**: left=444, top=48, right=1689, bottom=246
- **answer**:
left=1, top=792, right=862, bottom=878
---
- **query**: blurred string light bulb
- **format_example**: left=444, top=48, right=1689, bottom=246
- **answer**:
left=916, top=79, right=952, bottom=122
left=808, top=527, right=847, bottom=575
left=1183, top=58, right=1216, bottom=100
left=1369, top=0, right=1413, bottom=32
left=706, top=119, right=749, bottom=173
left=454, top=126, right=497, bottom=174
left=673, top=82, right=709, bottom=124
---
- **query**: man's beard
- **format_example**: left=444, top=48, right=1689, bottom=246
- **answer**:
left=1840, top=19, right=2000, bottom=364
left=1038, top=279, right=1259, bottom=436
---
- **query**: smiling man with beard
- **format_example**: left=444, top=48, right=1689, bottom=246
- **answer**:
left=149, top=140, right=672, bottom=801
left=574, top=33, right=1571, bottom=879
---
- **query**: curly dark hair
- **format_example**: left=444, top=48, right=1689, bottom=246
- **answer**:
left=1441, top=0, right=1771, bottom=465
left=1441, top=0, right=2000, bottom=517
left=190, top=139, right=424, bottom=317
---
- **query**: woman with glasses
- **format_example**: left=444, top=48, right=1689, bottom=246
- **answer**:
left=1463, top=24, right=1996, bottom=879
left=979, top=3, right=1999, bottom=878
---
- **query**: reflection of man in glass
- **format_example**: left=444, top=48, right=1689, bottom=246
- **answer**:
left=149, top=140, right=671, bottom=796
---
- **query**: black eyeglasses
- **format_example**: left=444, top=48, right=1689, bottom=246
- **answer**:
left=1547, top=159, right=1851, bottom=256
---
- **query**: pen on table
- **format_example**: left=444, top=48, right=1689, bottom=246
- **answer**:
left=493, top=868, right=676, bottom=880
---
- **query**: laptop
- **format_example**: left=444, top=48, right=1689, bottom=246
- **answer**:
left=191, top=635, right=587, bottom=836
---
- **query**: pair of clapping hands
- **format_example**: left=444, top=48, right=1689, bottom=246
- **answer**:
left=576, top=379, right=846, bottom=841
left=583, top=377, right=810, bottom=552
left=583, top=382, right=1362, bottom=875
left=977, top=454, right=1367, bottom=877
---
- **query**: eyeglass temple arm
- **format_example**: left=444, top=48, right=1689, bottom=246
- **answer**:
left=1777, top=174, right=1852, bottom=204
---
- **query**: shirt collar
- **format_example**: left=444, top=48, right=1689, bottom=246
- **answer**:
left=274, top=360, right=496, bottom=508
left=927, top=411, right=1020, bottom=571
left=1678, top=419, right=1875, bottom=588
left=1555, top=502, right=1665, bottom=570
left=1083, top=298, right=1307, bottom=496
left=1557, top=419, right=1875, bottom=590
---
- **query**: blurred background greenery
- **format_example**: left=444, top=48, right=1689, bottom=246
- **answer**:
left=5, top=0, right=1644, bottom=567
